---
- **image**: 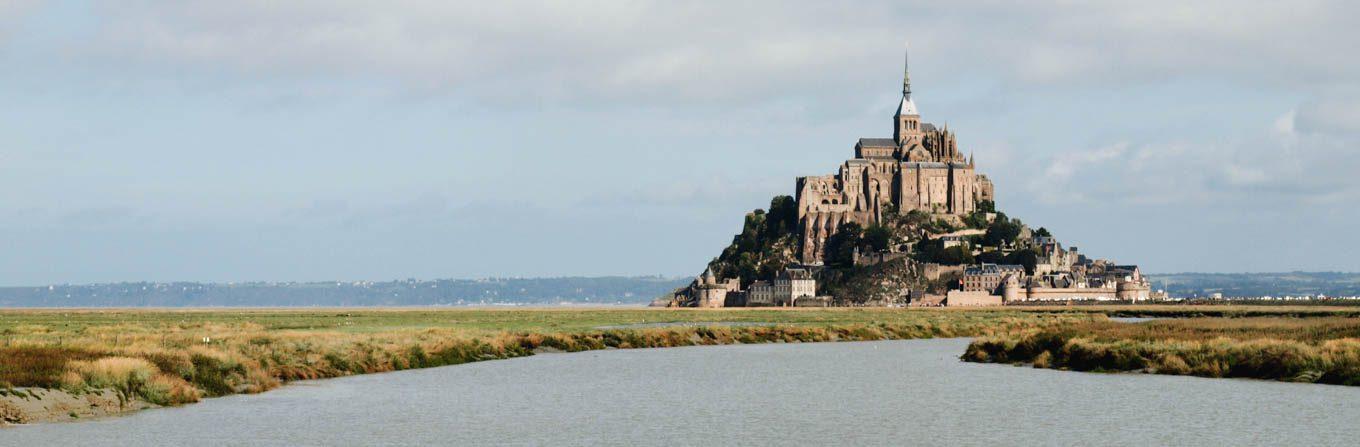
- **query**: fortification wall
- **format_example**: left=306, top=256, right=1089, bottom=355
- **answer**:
left=945, top=290, right=1003, bottom=307
left=1022, top=287, right=1118, bottom=301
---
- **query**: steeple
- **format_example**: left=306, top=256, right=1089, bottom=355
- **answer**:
left=895, top=42, right=918, bottom=117
left=894, top=42, right=920, bottom=146
left=902, top=43, right=912, bottom=99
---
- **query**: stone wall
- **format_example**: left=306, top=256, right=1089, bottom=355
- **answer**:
left=944, top=290, right=1003, bottom=307
left=1022, top=287, right=1118, bottom=301
left=923, top=263, right=964, bottom=281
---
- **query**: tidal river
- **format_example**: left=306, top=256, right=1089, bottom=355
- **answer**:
left=7, top=338, right=1360, bottom=446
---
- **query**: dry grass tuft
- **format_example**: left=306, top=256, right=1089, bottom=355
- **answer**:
left=964, top=317, right=1360, bottom=385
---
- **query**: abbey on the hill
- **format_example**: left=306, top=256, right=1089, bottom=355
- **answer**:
left=797, top=49, right=993, bottom=264
left=657, top=46, right=1156, bottom=308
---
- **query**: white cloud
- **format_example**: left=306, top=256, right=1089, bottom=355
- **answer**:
left=1018, top=98, right=1360, bottom=208
left=68, top=1, right=1360, bottom=107
left=5, top=1, right=1360, bottom=278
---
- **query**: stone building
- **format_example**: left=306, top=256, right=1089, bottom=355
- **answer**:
left=774, top=268, right=817, bottom=306
left=746, top=280, right=775, bottom=306
left=798, top=50, right=993, bottom=263
left=668, top=267, right=816, bottom=308
left=744, top=268, right=817, bottom=306
left=961, top=264, right=1026, bottom=293
left=693, top=267, right=740, bottom=308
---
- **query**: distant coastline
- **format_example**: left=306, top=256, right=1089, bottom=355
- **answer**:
left=0, top=276, right=690, bottom=308
left=2, top=273, right=1357, bottom=307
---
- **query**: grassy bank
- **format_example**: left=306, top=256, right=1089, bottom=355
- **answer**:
left=1008, top=304, right=1360, bottom=319
left=964, top=317, right=1360, bottom=385
left=0, top=308, right=1095, bottom=419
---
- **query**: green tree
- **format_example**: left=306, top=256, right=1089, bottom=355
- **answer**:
left=861, top=224, right=893, bottom=253
left=1034, top=227, right=1052, bottom=238
left=939, top=246, right=975, bottom=265
left=823, top=222, right=864, bottom=267
left=975, top=250, right=1005, bottom=264
left=912, top=238, right=974, bottom=265
left=903, top=210, right=931, bottom=228
left=964, top=211, right=990, bottom=229
left=983, top=214, right=1022, bottom=247
left=1003, top=249, right=1040, bottom=275
left=976, top=200, right=996, bottom=213
left=710, top=196, right=802, bottom=285
left=765, top=195, right=798, bottom=237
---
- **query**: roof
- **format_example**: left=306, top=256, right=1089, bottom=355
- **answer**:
left=964, top=264, right=1026, bottom=276
left=897, top=96, right=918, bottom=116
left=922, top=123, right=937, bottom=132
left=857, top=138, right=897, bottom=148
left=901, top=161, right=972, bottom=169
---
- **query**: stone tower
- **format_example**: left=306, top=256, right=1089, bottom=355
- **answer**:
left=795, top=47, right=995, bottom=264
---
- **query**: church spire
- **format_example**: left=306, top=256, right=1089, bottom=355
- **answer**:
left=895, top=42, right=919, bottom=119
left=902, top=42, right=912, bottom=99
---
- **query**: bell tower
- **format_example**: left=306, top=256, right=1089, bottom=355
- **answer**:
left=893, top=44, right=921, bottom=147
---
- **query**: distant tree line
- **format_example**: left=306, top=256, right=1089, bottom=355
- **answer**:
left=0, top=277, right=692, bottom=307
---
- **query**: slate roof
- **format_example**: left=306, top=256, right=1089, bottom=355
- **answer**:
left=964, top=264, right=1026, bottom=276
left=857, top=138, right=897, bottom=148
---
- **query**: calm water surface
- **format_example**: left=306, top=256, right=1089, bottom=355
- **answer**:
left=8, top=339, right=1359, bottom=446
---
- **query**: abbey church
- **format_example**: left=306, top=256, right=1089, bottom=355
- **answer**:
left=797, top=51, right=994, bottom=263
left=658, top=48, right=1154, bottom=308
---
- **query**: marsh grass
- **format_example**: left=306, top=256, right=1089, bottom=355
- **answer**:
left=0, top=308, right=1096, bottom=407
left=0, top=346, right=101, bottom=388
left=11, top=305, right=1353, bottom=410
left=964, top=317, right=1360, bottom=385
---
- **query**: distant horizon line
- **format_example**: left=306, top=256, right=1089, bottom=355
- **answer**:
left=3, top=270, right=1358, bottom=289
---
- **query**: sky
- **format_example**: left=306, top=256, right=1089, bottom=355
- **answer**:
left=2, top=1, right=1358, bottom=285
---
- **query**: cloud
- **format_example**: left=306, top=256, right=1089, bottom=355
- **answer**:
left=70, top=1, right=1360, bottom=108
left=1294, top=93, right=1360, bottom=136
left=5, top=1, right=1360, bottom=279
left=0, top=0, right=42, bottom=42
left=1018, top=99, right=1360, bottom=208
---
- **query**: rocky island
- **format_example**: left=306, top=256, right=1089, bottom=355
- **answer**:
left=661, top=50, right=1153, bottom=308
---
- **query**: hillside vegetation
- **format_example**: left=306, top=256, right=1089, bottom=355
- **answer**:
left=707, top=196, right=801, bottom=286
